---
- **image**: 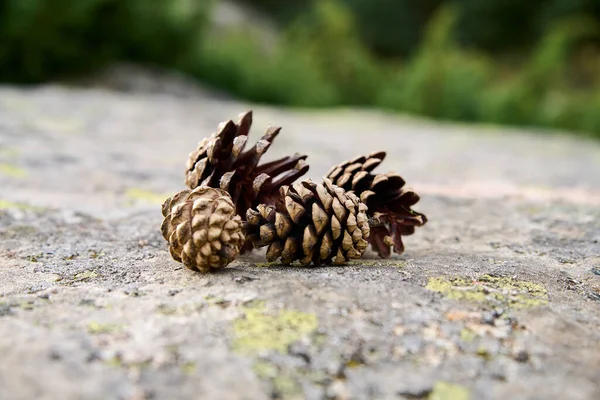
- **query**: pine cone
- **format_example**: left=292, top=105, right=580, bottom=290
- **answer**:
left=161, top=187, right=245, bottom=273
left=244, top=178, right=370, bottom=266
left=185, top=110, right=309, bottom=218
left=326, top=151, right=426, bottom=258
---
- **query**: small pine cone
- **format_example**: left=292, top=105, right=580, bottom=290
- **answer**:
left=326, top=151, right=427, bottom=258
left=160, top=187, right=245, bottom=273
left=244, top=178, right=370, bottom=266
left=185, top=110, right=309, bottom=218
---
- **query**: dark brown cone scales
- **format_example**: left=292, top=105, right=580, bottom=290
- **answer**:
left=326, top=151, right=427, bottom=258
left=161, top=187, right=245, bottom=273
left=185, top=110, right=309, bottom=218
left=244, top=178, right=370, bottom=266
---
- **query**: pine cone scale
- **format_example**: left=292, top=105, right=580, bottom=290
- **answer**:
left=236, top=111, right=253, bottom=136
left=326, top=151, right=426, bottom=257
left=257, top=154, right=307, bottom=176
left=244, top=178, right=370, bottom=266
left=184, top=111, right=309, bottom=231
left=161, top=187, right=245, bottom=273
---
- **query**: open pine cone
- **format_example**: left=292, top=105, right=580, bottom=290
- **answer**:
left=185, top=111, right=309, bottom=218
left=326, top=151, right=426, bottom=258
left=161, top=187, right=245, bottom=273
left=244, top=178, right=370, bottom=266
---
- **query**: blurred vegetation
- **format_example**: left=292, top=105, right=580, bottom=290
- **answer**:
left=0, top=0, right=209, bottom=82
left=1, top=0, right=600, bottom=137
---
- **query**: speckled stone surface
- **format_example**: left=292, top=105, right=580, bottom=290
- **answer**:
left=1, top=74, right=599, bottom=400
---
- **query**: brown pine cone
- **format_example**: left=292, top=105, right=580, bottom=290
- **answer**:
left=160, top=187, right=245, bottom=273
left=326, top=151, right=426, bottom=258
left=244, top=178, right=370, bottom=266
left=185, top=110, right=309, bottom=218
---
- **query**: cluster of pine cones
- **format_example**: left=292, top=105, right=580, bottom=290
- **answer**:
left=160, top=111, right=427, bottom=273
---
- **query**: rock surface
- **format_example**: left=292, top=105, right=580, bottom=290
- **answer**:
left=0, top=76, right=599, bottom=400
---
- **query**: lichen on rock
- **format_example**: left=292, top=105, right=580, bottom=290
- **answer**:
left=232, top=301, right=318, bottom=354
left=426, top=275, right=548, bottom=309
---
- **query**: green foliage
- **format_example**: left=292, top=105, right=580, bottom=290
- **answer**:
left=378, top=7, right=492, bottom=121
left=1, top=0, right=600, bottom=138
left=0, top=0, right=209, bottom=82
left=481, top=17, right=599, bottom=128
left=191, top=30, right=337, bottom=107
left=284, top=0, right=385, bottom=105
left=244, top=0, right=600, bottom=57
left=343, top=0, right=441, bottom=57
left=190, top=0, right=383, bottom=107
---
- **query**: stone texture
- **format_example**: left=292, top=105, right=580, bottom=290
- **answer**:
left=0, top=73, right=599, bottom=400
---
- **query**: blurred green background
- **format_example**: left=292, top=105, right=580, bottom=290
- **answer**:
left=1, top=0, right=600, bottom=137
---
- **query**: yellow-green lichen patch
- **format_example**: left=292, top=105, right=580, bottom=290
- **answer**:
left=272, top=374, right=303, bottom=400
left=252, top=362, right=303, bottom=399
left=104, top=356, right=150, bottom=370
left=125, top=188, right=170, bottom=205
left=460, top=328, right=476, bottom=343
left=253, top=361, right=278, bottom=379
left=429, top=381, right=470, bottom=400
left=352, top=259, right=406, bottom=267
left=34, top=117, right=83, bottom=135
left=0, top=147, right=20, bottom=158
left=156, top=304, right=178, bottom=316
left=155, top=302, right=203, bottom=316
left=233, top=302, right=318, bottom=354
left=0, top=164, right=27, bottom=178
left=87, top=321, right=124, bottom=335
left=181, top=362, right=197, bottom=375
left=14, top=300, right=35, bottom=311
left=426, top=275, right=548, bottom=309
left=0, top=200, right=41, bottom=211
left=68, top=269, right=100, bottom=283
left=254, top=262, right=280, bottom=268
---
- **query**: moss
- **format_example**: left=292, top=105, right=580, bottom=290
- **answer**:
left=87, top=321, right=124, bottom=334
left=426, top=275, right=548, bottom=309
left=125, top=188, right=170, bottom=205
left=0, top=164, right=27, bottom=178
left=429, top=381, right=470, bottom=400
left=233, top=303, right=318, bottom=354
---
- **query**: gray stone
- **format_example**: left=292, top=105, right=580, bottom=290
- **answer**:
left=0, top=75, right=599, bottom=399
